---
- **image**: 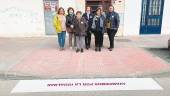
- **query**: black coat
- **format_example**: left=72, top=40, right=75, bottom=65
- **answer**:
left=82, top=12, right=94, bottom=30
left=66, top=14, right=76, bottom=28
left=105, top=11, right=120, bottom=30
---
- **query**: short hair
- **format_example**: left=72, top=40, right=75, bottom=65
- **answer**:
left=95, top=8, right=102, bottom=15
left=76, top=11, right=82, bottom=15
left=67, top=7, right=74, bottom=14
left=109, top=5, right=114, bottom=9
left=86, top=6, right=92, bottom=11
left=96, top=8, right=102, bottom=12
left=57, top=7, right=65, bottom=15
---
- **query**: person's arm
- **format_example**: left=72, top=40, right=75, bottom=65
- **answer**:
left=102, top=12, right=106, bottom=19
left=84, top=18, right=88, bottom=31
left=116, top=13, right=120, bottom=29
left=104, top=13, right=108, bottom=30
left=82, top=13, right=86, bottom=19
left=91, top=16, right=96, bottom=30
left=66, top=15, right=71, bottom=27
left=72, top=18, right=76, bottom=30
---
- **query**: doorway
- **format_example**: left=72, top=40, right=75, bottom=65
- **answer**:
left=140, top=0, right=165, bottom=34
left=86, top=0, right=112, bottom=12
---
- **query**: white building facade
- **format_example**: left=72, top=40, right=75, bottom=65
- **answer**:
left=0, top=0, right=169, bottom=37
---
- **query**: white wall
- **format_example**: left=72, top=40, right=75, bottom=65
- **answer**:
left=161, top=0, right=170, bottom=35
left=59, top=0, right=85, bottom=13
left=124, top=0, right=142, bottom=36
left=0, top=0, right=45, bottom=37
left=0, top=0, right=168, bottom=37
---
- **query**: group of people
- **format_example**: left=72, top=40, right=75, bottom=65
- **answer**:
left=53, top=5, right=120, bottom=53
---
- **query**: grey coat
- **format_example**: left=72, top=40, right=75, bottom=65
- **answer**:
left=73, top=17, right=88, bottom=36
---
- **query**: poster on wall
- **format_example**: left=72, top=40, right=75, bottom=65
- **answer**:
left=44, top=0, right=58, bottom=12
left=44, top=0, right=59, bottom=35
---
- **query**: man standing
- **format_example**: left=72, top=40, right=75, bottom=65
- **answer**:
left=105, top=5, right=120, bottom=51
left=83, top=6, right=94, bottom=50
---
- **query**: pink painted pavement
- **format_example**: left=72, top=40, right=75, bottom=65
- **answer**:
left=9, top=47, right=170, bottom=77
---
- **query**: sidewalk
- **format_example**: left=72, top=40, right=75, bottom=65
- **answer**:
left=0, top=35, right=170, bottom=79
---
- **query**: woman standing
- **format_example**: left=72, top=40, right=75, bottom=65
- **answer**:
left=92, top=8, right=105, bottom=52
left=66, top=7, right=76, bottom=49
left=98, top=6, right=106, bottom=47
left=74, top=11, right=88, bottom=53
left=53, top=7, right=66, bottom=51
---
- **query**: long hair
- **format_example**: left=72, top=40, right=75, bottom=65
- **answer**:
left=57, top=7, right=65, bottom=15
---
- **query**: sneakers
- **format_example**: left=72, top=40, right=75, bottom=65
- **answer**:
left=59, top=47, right=65, bottom=51
left=69, top=47, right=73, bottom=49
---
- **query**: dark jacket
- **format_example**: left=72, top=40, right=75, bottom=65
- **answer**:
left=105, top=11, right=120, bottom=30
left=66, top=14, right=76, bottom=27
left=92, top=15, right=105, bottom=32
left=66, top=14, right=76, bottom=32
left=73, top=17, right=88, bottom=36
left=82, top=12, right=94, bottom=30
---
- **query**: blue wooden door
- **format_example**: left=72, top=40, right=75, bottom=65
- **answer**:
left=140, top=0, right=164, bottom=34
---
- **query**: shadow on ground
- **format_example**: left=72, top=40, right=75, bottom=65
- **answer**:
left=145, top=48, right=170, bottom=63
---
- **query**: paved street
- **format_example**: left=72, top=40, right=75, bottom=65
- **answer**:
left=0, top=35, right=170, bottom=96
left=0, top=35, right=170, bottom=78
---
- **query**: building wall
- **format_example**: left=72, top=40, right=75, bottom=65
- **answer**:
left=0, top=0, right=45, bottom=37
left=124, top=0, right=142, bottom=36
left=161, top=0, right=170, bottom=35
left=0, top=0, right=169, bottom=37
left=124, top=0, right=170, bottom=36
left=113, top=0, right=125, bottom=36
left=59, top=0, right=85, bottom=13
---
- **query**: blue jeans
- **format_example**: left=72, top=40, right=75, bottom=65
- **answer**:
left=57, top=31, right=66, bottom=48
